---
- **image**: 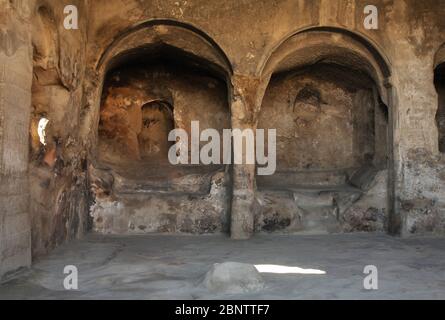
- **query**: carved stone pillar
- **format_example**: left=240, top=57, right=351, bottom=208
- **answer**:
left=230, top=74, right=269, bottom=239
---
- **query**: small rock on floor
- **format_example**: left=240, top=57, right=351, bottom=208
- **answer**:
left=201, top=262, right=265, bottom=294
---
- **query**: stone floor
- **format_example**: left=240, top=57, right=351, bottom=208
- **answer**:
left=1, top=233, right=445, bottom=300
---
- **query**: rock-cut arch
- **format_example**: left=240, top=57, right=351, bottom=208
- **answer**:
left=96, top=19, right=233, bottom=79
left=258, top=26, right=392, bottom=104
left=255, top=27, right=399, bottom=235
left=86, top=19, right=234, bottom=236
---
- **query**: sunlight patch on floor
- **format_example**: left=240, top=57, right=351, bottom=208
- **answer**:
left=254, top=264, right=326, bottom=275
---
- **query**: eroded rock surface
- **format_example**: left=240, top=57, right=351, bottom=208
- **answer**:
left=1, top=0, right=445, bottom=280
left=201, top=262, right=265, bottom=294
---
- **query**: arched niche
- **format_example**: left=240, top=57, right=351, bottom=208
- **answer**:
left=255, top=27, right=397, bottom=235
left=139, top=101, right=174, bottom=160
left=258, top=27, right=391, bottom=105
left=89, top=21, right=233, bottom=165
left=88, top=21, right=234, bottom=178
left=87, top=21, right=234, bottom=236
left=96, top=20, right=232, bottom=80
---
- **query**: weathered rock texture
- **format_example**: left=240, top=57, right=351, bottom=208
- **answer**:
left=0, top=0, right=33, bottom=280
left=259, top=64, right=387, bottom=170
left=28, top=0, right=90, bottom=259
left=90, top=52, right=231, bottom=234
left=202, top=262, right=265, bottom=294
left=1, top=0, right=445, bottom=279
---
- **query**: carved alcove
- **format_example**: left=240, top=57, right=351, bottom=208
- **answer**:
left=90, top=22, right=233, bottom=235
left=255, top=28, right=392, bottom=234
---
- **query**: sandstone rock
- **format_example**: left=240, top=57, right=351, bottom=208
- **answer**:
left=201, top=262, right=265, bottom=294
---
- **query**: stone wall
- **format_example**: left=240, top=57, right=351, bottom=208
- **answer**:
left=2, top=1, right=445, bottom=279
left=258, top=64, right=385, bottom=171
left=0, top=0, right=32, bottom=280
left=28, top=0, right=90, bottom=258
left=81, top=0, right=445, bottom=238
left=98, top=61, right=230, bottom=166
